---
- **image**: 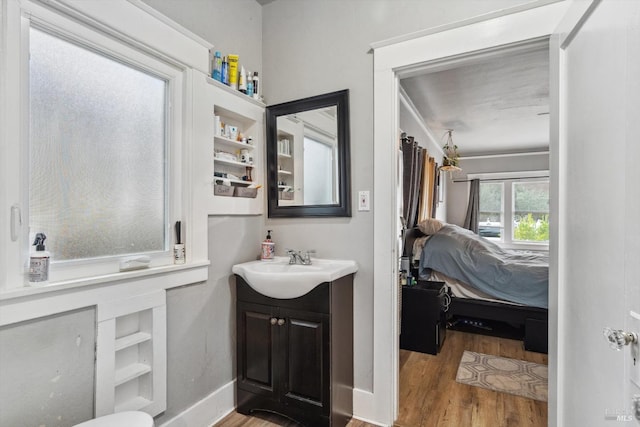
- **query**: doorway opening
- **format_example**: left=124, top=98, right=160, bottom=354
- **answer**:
left=370, top=3, right=567, bottom=425
left=395, top=39, right=551, bottom=426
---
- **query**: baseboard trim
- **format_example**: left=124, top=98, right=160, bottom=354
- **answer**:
left=353, top=388, right=386, bottom=426
left=158, top=383, right=383, bottom=427
left=158, top=380, right=235, bottom=427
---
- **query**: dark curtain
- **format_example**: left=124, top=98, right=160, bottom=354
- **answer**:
left=401, top=135, right=424, bottom=228
left=463, top=178, right=480, bottom=233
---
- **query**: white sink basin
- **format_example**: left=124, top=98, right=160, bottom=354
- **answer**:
left=232, top=256, right=358, bottom=299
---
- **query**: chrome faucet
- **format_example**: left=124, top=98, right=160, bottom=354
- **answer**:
left=286, top=249, right=315, bottom=265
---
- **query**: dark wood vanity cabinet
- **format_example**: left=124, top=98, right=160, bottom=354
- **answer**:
left=235, top=275, right=354, bottom=427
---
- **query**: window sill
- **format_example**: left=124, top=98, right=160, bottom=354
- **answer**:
left=0, top=261, right=210, bottom=302
left=498, top=242, right=549, bottom=252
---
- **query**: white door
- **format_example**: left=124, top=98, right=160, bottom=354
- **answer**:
left=553, top=1, right=640, bottom=425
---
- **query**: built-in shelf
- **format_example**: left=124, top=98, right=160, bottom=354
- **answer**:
left=277, top=170, right=292, bottom=175
left=278, top=152, right=291, bottom=158
left=96, top=291, right=166, bottom=418
left=115, top=396, right=153, bottom=413
left=214, top=177, right=254, bottom=186
left=203, top=75, right=264, bottom=215
left=214, top=157, right=254, bottom=168
left=115, top=362, right=152, bottom=387
left=115, top=332, right=152, bottom=352
left=214, top=135, right=256, bottom=150
left=205, top=76, right=265, bottom=108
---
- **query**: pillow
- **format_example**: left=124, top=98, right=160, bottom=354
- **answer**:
left=417, top=218, right=445, bottom=235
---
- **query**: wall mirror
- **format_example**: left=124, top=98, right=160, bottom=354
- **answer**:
left=266, top=89, right=351, bottom=217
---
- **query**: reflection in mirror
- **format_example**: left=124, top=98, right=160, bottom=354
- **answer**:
left=276, top=107, right=338, bottom=206
left=267, top=90, right=350, bottom=217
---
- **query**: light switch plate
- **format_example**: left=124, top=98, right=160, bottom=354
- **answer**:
left=358, top=191, right=370, bottom=211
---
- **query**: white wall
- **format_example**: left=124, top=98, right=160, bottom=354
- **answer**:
left=446, top=152, right=549, bottom=226
left=261, top=0, right=534, bottom=392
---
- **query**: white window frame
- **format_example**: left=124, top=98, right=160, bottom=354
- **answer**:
left=3, top=0, right=185, bottom=287
left=475, top=171, right=549, bottom=251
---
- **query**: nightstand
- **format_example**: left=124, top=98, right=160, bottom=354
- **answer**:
left=400, top=281, right=447, bottom=355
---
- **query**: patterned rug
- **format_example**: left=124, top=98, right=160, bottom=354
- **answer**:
left=455, top=351, right=548, bottom=401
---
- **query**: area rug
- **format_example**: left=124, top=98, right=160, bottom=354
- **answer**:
left=455, top=351, right=548, bottom=401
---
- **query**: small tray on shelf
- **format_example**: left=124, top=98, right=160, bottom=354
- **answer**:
left=235, top=187, right=258, bottom=198
left=279, top=191, right=294, bottom=200
left=214, top=184, right=235, bottom=197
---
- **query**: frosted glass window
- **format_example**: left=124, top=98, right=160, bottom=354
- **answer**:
left=29, top=28, right=167, bottom=261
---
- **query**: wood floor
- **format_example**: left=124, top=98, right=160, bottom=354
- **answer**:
left=215, top=330, right=547, bottom=427
left=396, top=330, right=547, bottom=427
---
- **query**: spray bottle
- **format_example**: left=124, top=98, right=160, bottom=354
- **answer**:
left=29, top=232, right=50, bottom=285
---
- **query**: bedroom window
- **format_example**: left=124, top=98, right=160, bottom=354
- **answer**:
left=479, top=182, right=504, bottom=239
left=479, top=179, right=549, bottom=247
left=512, top=181, right=549, bottom=243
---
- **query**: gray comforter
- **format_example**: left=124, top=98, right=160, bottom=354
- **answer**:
left=418, top=224, right=548, bottom=308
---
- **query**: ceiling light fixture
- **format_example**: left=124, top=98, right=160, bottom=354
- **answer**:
left=440, top=129, right=462, bottom=172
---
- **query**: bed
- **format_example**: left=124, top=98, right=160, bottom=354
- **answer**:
left=403, top=220, right=549, bottom=353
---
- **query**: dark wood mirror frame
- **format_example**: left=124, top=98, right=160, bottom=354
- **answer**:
left=266, top=89, right=351, bottom=218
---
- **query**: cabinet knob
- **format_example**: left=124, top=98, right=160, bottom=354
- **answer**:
left=277, top=318, right=285, bottom=326
left=270, top=317, right=277, bottom=325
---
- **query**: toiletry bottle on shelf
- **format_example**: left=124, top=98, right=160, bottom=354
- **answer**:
left=252, top=72, right=259, bottom=100
left=174, top=221, right=185, bottom=264
left=239, top=66, right=247, bottom=94
left=221, top=56, right=229, bottom=85
left=228, top=54, right=239, bottom=90
left=247, top=72, right=254, bottom=97
left=212, top=51, right=222, bottom=82
left=28, top=232, right=50, bottom=285
left=261, top=230, right=275, bottom=261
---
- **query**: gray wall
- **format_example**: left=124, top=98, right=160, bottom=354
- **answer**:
left=446, top=153, right=549, bottom=226
left=138, top=0, right=265, bottom=423
left=0, top=308, right=96, bottom=427
left=142, top=0, right=263, bottom=79
left=261, top=0, right=533, bottom=391
left=156, top=215, right=262, bottom=425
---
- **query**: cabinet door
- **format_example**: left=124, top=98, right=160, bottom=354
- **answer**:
left=237, top=302, right=278, bottom=398
left=278, top=307, right=330, bottom=417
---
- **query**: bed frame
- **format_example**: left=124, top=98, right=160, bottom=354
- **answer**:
left=403, top=228, right=548, bottom=353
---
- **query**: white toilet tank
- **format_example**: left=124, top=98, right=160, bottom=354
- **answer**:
left=73, top=411, right=154, bottom=427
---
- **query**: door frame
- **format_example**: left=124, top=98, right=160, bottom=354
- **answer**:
left=370, top=1, right=577, bottom=425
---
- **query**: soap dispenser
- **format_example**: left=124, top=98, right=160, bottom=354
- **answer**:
left=261, top=230, right=275, bottom=261
left=29, top=232, right=50, bottom=285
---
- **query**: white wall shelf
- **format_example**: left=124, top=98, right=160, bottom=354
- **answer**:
left=115, top=396, right=152, bottom=413
left=214, top=157, right=254, bottom=168
left=96, top=291, right=167, bottom=418
left=114, top=332, right=152, bottom=352
left=194, top=74, right=265, bottom=215
left=214, top=135, right=256, bottom=150
left=214, top=177, right=253, bottom=186
left=114, top=363, right=152, bottom=387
